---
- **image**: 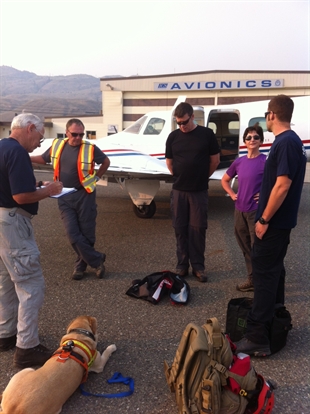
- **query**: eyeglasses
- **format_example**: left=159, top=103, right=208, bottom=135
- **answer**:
left=245, top=135, right=261, bottom=141
left=35, top=127, right=45, bottom=143
left=176, top=117, right=191, bottom=126
left=68, top=132, right=85, bottom=138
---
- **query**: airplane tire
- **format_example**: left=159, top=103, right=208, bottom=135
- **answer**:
left=133, top=200, right=156, bottom=219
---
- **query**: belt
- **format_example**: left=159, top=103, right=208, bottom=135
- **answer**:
left=15, top=208, right=34, bottom=219
left=0, top=207, right=34, bottom=219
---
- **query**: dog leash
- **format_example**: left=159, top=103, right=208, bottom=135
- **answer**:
left=80, top=372, right=134, bottom=398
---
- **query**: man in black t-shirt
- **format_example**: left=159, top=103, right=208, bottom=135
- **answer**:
left=165, top=102, right=220, bottom=282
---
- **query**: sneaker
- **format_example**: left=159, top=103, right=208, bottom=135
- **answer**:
left=235, top=337, right=271, bottom=357
left=175, top=268, right=189, bottom=277
left=72, top=270, right=85, bottom=280
left=192, top=270, right=208, bottom=283
left=95, top=253, right=106, bottom=279
left=0, top=334, right=16, bottom=351
left=236, top=278, right=254, bottom=292
left=13, top=344, right=54, bottom=369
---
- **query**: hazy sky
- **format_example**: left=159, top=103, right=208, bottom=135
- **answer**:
left=0, top=0, right=309, bottom=78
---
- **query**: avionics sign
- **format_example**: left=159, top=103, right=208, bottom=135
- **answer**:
left=154, top=79, right=284, bottom=91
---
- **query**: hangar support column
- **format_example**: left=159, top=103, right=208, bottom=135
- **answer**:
left=102, top=90, right=123, bottom=136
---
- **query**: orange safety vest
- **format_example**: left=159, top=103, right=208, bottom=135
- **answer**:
left=50, top=138, right=96, bottom=193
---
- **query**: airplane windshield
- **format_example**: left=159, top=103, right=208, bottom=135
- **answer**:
left=249, top=117, right=267, bottom=132
left=124, top=116, right=166, bottom=135
left=143, top=118, right=165, bottom=135
left=124, top=116, right=148, bottom=134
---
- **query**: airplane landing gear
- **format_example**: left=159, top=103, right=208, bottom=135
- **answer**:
left=133, top=200, right=156, bottom=218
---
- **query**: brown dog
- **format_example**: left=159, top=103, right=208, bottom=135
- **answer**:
left=0, top=315, right=116, bottom=414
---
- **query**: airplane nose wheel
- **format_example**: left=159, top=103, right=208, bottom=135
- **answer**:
left=133, top=200, right=156, bottom=218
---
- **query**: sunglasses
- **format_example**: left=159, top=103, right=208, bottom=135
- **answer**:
left=69, top=132, right=85, bottom=138
left=264, top=111, right=275, bottom=118
left=245, top=135, right=261, bottom=141
left=176, top=117, right=191, bottom=126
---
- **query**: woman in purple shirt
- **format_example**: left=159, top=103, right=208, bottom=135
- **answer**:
left=221, top=125, right=266, bottom=291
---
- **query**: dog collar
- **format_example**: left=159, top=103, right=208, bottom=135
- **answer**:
left=67, top=328, right=96, bottom=342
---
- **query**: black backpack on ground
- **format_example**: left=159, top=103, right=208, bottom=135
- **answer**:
left=225, top=297, right=292, bottom=354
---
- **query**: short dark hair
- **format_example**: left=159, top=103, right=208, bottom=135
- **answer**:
left=66, top=118, right=85, bottom=130
left=174, top=102, right=193, bottom=118
left=243, top=124, right=264, bottom=143
left=268, top=95, right=294, bottom=123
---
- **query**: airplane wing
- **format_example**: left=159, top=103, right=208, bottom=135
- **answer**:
left=209, top=169, right=227, bottom=180
left=103, top=146, right=172, bottom=180
left=31, top=141, right=172, bottom=181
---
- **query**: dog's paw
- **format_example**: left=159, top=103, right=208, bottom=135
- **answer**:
left=107, top=344, right=117, bottom=354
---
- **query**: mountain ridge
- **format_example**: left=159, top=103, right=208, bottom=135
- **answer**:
left=0, top=66, right=106, bottom=121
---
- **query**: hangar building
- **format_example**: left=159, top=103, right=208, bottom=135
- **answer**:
left=0, top=70, right=309, bottom=139
left=100, top=70, right=310, bottom=136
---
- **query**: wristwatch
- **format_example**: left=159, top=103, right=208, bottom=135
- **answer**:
left=258, top=217, right=269, bottom=225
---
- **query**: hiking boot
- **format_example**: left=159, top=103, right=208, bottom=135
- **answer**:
left=13, top=344, right=54, bottom=369
left=175, top=268, right=189, bottom=277
left=235, top=338, right=271, bottom=357
left=95, top=253, right=106, bottom=279
left=0, top=334, right=16, bottom=351
left=236, top=277, right=254, bottom=292
left=72, top=270, right=85, bottom=280
left=192, top=270, right=208, bottom=283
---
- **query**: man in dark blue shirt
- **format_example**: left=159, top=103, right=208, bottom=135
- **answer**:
left=0, top=113, right=63, bottom=368
left=236, top=95, right=307, bottom=356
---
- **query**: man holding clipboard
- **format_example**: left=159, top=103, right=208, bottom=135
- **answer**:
left=0, top=113, right=63, bottom=368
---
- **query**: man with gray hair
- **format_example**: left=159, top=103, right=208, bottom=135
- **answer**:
left=0, top=113, right=63, bottom=368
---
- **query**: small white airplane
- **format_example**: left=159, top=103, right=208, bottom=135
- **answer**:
left=31, top=95, right=310, bottom=218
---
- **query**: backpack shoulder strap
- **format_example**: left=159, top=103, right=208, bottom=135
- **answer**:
left=164, top=323, right=208, bottom=389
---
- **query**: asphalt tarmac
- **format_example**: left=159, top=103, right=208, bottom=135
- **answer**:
left=1, top=173, right=309, bottom=414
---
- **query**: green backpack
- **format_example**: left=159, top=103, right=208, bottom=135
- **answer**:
left=164, top=318, right=258, bottom=414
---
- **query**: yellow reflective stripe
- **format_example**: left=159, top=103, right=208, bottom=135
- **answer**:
left=88, top=350, right=97, bottom=368
left=80, top=142, right=94, bottom=170
left=51, top=138, right=68, bottom=181
left=62, top=340, right=93, bottom=362
left=78, top=142, right=96, bottom=193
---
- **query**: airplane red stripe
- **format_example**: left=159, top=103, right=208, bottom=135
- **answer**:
left=240, top=139, right=310, bottom=150
left=102, top=149, right=141, bottom=154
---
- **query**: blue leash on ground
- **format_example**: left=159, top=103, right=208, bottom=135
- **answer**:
left=80, top=372, right=134, bottom=398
